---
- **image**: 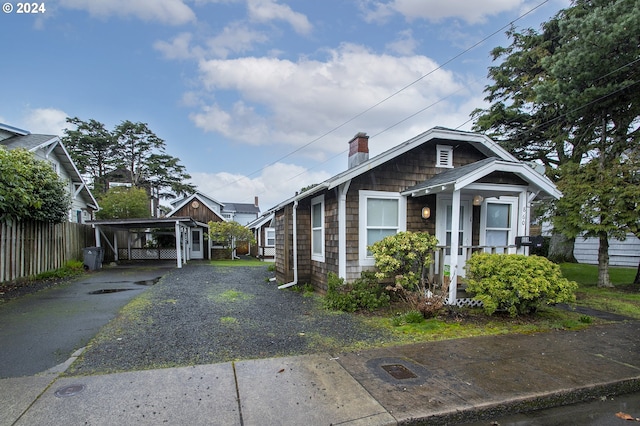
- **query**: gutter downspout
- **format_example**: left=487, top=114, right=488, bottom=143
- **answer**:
left=278, top=200, right=298, bottom=289
left=338, top=181, right=351, bottom=279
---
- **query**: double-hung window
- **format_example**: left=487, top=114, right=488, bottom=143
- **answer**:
left=265, top=228, right=275, bottom=247
left=359, top=191, right=406, bottom=265
left=480, top=197, right=518, bottom=254
left=311, top=195, right=325, bottom=262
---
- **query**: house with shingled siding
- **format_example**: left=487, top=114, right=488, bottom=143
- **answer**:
left=266, top=127, right=561, bottom=306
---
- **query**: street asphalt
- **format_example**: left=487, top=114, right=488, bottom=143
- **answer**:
left=1, top=262, right=639, bottom=425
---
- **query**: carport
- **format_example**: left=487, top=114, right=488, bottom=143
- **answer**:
left=88, top=217, right=202, bottom=268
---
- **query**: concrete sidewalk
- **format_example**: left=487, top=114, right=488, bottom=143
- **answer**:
left=2, top=321, right=638, bottom=426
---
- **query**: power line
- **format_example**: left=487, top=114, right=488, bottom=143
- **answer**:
left=209, top=0, right=553, bottom=198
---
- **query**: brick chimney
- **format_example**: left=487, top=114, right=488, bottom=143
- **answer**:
left=254, top=196, right=259, bottom=207
left=348, top=132, right=369, bottom=169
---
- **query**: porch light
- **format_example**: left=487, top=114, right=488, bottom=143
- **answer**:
left=472, top=195, right=484, bottom=206
left=421, top=206, right=431, bottom=219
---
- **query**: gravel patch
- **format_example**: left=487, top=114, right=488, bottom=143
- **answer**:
left=69, top=263, right=395, bottom=375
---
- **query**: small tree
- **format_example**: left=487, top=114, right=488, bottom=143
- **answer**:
left=96, top=187, right=150, bottom=219
left=208, top=221, right=255, bottom=259
left=369, top=231, right=442, bottom=317
left=0, top=147, right=70, bottom=223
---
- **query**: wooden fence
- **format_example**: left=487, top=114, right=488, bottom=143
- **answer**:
left=0, top=220, right=106, bottom=283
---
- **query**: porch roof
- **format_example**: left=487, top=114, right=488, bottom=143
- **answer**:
left=87, top=216, right=202, bottom=229
left=401, top=157, right=562, bottom=200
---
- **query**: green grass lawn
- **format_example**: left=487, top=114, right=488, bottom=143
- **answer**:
left=560, top=263, right=640, bottom=319
left=209, top=257, right=266, bottom=267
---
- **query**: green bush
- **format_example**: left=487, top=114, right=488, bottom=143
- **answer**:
left=369, top=231, right=438, bottom=291
left=323, top=272, right=390, bottom=312
left=465, top=253, right=578, bottom=317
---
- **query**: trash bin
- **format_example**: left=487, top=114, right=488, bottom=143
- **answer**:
left=83, top=247, right=104, bottom=271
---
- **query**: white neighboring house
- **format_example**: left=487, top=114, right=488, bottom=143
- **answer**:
left=0, top=123, right=99, bottom=223
left=574, top=234, right=640, bottom=267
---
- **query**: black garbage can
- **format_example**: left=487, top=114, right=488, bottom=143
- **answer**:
left=83, top=247, right=104, bottom=271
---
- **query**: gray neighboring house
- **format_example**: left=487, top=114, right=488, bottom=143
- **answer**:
left=0, top=123, right=99, bottom=223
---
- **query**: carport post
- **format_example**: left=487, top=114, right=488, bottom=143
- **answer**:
left=94, top=225, right=101, bottom=248
left=175, top=221, right=182, bottom=268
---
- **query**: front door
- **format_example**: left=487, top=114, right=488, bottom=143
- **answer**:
left=191, top=228, right=204, bottom=259
left=437, top=198, right=471, bottom=278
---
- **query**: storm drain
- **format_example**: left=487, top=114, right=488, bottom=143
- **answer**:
left=54, top=384, right=86, bottom=398
left=381, top=364, right=418, bottom=380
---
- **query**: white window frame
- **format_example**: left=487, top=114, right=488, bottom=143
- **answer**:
left=265, top=227, right=275, bottom=247
left=311, top=195, right=325, bottom=262
left=479, top=196, right=519, bottom=254
left=359, top=190, right=407, bottom=266
left=436, top=144, right=453, bottom=168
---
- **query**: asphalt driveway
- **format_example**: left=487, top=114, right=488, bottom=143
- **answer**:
left=68, top=262, right=395, bottom=375
left=0, top=263, right=174, bottom=378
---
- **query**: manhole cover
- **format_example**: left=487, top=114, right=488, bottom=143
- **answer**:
left=381, top=364, right=417, bottom=380
left=54, top=384, right=86, bottom=398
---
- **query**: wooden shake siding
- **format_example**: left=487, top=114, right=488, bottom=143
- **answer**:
left=172, top=204, right=224, bottom=223
left=340, top=142, right=486, bottom=283
left=278, top=141, right=503, bottom=290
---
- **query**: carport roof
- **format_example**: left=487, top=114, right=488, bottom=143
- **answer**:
left=88, top=217, right=200, bottom=229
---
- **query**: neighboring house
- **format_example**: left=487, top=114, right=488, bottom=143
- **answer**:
left=267, top=127, right=561, bottom=305
left=0, top=123, right=99, bottom=223
left=220, top=197, right=261, bottom=226
left=166, top=191, right=226, bottom=260
left=247, top=212, right=276, bottom=261
left=574, top=234, right=640, bottom=267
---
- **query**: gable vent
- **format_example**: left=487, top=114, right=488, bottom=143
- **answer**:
left=436, top=145, right=453, bottom=168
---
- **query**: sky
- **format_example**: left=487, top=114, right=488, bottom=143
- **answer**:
left=1, top=0, right=570, bottom=211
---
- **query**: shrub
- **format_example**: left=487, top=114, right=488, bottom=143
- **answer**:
left=370, top=231, right=438, bottom=291
left=323, top=272, right=390, bottom=312
left=465, top=253, right=578, bottom=317
left=370, top=231, right=445, bottom=318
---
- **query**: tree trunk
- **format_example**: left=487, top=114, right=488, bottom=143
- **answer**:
left=547, top=232, right=577, bottom=263
left=634, top=258, right=640, bottom=285
left=597, top=231, right=613, bottom=287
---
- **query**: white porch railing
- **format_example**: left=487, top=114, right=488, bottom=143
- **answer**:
left=428, top=245, right=518, bottom=306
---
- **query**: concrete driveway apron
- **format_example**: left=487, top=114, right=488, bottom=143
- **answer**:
left=0, top=263, right=174, bottom=378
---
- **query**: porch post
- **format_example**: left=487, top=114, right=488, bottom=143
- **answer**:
left=448, top=189, right=461, bottom=305
left=175, top=221, right=182, bottom=268
left=517, top=190, right=528, bottom=254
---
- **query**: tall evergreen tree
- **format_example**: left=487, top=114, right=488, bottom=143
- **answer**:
left=473, top=0, right=640, bottom=286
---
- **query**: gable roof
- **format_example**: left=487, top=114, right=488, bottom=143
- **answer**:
left=247, top=212, right=274, bottom=229
left=267, top=127, right=527, bottom=213
left=402, top=157, right=562, bottom=200
left=0, top=132, right=99, bottom=209
left=222, top=202, right=260, bottom=215
left=166, top=191, right=226, bottom=221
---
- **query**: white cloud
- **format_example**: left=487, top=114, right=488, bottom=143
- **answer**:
left=190, top=162, right=331, bottom=210
left=386, top=29, right=419, bottom=55
left=23, top=108, right=69, bottom=136
left=205, top=22, right=270, bottom=58
left=191, top=43, right=469, bottom=157
left=59, top=0, right=196, bottom=25
left=364, top=0, right=522, bottom=24
left=154, top=33, right=203, bottom=60
left=247, top=0, right=313, bottom=35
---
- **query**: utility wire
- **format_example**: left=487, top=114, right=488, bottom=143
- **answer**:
left=212, top=0, right=553, bottom=198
